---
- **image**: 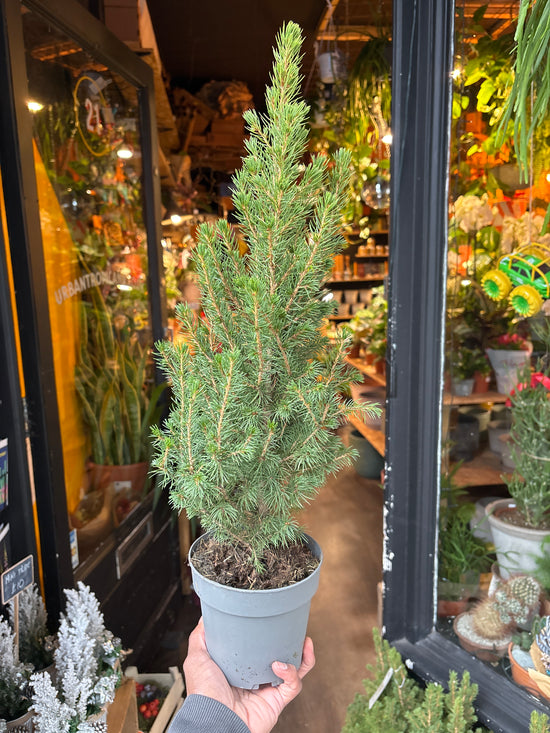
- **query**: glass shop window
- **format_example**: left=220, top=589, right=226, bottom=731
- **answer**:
left=22, top=6, right=161, bottom=564
left=439, top=0, right=550, bottom=701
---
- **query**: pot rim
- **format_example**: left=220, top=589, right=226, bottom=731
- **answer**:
left=188, top=532, right=323, bottom=595
left=485, top=499, right=550, bottom=539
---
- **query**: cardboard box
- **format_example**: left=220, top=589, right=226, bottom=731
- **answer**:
left=124, top=666, right=185, bottom=733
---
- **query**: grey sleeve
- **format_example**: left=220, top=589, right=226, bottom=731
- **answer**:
left=168, top=694, right=251, bottom=733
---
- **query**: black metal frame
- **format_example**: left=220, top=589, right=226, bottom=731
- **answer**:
left=0, top=0, right=165, bottom=621
left=385, top=1, right=548, bottom=730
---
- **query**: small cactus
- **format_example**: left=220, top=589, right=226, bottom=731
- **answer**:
left=471, top=574, right=541, bottom=641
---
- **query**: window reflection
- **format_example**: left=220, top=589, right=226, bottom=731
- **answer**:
left=440, top=2, right=550, bottom=705
left=22, top=5, right=158, bottom=565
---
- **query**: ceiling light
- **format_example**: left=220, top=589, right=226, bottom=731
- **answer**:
left=27, top=100, right=44, bottom=112
left=117, top=143, right=134, bottom=159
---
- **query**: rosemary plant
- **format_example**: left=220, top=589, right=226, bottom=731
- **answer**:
left=151, top=22, right=370, bottom=569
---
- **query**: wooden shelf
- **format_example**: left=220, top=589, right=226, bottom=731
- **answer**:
left=325, top=275, right=386, bottom=284
left=346, top=357, right=386, bottom=386
left=348, top=414, right=385, bottom=455
left=444, top=391, right=507, bottom=406
left=354, top=254, right=388, bottom=259
left=451, top=449, right=511, bottom=488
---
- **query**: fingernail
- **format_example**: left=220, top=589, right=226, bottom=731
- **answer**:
left=277, top=662, right=288, bottom=670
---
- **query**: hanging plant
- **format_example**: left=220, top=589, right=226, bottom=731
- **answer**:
left=497, top=0, right=550, bottom=184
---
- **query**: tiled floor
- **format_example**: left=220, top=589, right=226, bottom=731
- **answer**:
left=147, top=427, right=384, bottom=732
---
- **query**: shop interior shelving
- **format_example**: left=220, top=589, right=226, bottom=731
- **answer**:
left=346, top=356, right=511, bottom=487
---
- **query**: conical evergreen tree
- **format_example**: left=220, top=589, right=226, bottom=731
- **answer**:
left=151, top=21, right=369, bottom=569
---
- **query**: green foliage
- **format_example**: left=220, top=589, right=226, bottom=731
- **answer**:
left=75, top=286, right=166, bottom=467
left=497, top=0, right=550, bottom=182
left=342, top=629, right=487, bottom=733
left=152, top=23, right=368, bottom=567
left=346, top=286, right=387, bottom=359
left=504, top=321, right=550, bottom=528
left=531, top=710, right=550, bottom=733
left=310, top=36, right=391, bottom=230
left=439, top=466, right=493, bottom=587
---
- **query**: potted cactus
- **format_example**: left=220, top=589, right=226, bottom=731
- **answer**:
left=151, top=22, right=372, bottom=688
left=453, top=574, right=541, bottom=662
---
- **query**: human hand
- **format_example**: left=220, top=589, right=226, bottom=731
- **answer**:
left=183, top=617, right=315, bottom=733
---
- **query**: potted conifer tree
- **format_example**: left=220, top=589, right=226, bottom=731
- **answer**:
left=151, top=22, right=373, bottom=689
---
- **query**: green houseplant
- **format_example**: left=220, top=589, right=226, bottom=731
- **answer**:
left=486, top=322, right=550, bottom=576
left=151, top=22, right=372, bottom=688
left=73, top=284, right=166, bottom=538
left=438, top=468, right=493, bottom=616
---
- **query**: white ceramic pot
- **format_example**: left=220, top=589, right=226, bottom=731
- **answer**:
left=485, top=498, right=550, bottom=577
left=488, top=420, right=511, bottom=453
left=499, top=433, right=515, bottom=469
left=486, top=348, right=531, bottom=395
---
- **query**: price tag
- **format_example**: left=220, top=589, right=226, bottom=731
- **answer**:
left=1, top=555, right=33, bottom=605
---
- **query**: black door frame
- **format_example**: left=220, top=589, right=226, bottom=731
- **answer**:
left=385, top=1, right=549, bottom=729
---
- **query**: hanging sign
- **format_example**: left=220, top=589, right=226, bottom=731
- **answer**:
left=73, top=71, right=116, bottom=157
left=1, top=554, right=34, bottom=605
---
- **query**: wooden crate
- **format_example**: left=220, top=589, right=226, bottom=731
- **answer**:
left=124, top=666, right=185, bottom=733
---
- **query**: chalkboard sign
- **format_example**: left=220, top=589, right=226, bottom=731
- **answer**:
left=1, top=555, right=33, bottom=605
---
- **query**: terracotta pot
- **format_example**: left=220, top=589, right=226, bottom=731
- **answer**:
left=508, top=643, right=542, bottom=697
left=437, top=597, right=470, bottom=618
left=374, top=359, right=386, bottom=376
left=453, top=612, right=511, bottom=663
left=473, top=371, right=491, bottom=393
left=88, top=462, right=149, bottom=496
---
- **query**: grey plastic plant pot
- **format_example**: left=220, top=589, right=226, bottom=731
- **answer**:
left=189, top=533, right=322, bottom=689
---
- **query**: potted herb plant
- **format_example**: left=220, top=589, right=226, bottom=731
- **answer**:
left=438, top=470, right=493, bottom=617
left=485, top=321, right=550, bottom=576
left=151, top=22, right=372, bottom=689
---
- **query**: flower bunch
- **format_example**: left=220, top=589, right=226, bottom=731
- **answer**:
left=500, top=212, right=550, bottom=254
left=488, top=332, right=531, bottom=351
left=451, top=193, right=494, bottom=234
left=136, top=681, right=168, bottom=731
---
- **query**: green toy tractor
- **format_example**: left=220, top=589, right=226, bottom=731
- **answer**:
left=482, top=243, right=550, bottom=316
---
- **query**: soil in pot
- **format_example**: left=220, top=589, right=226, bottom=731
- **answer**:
left=191, top=535, right=320, bottom=590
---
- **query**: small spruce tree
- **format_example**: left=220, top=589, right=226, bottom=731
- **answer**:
left=151, top=22, right=369, bottom=569
left=342, top=629, right=488, bottom=733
